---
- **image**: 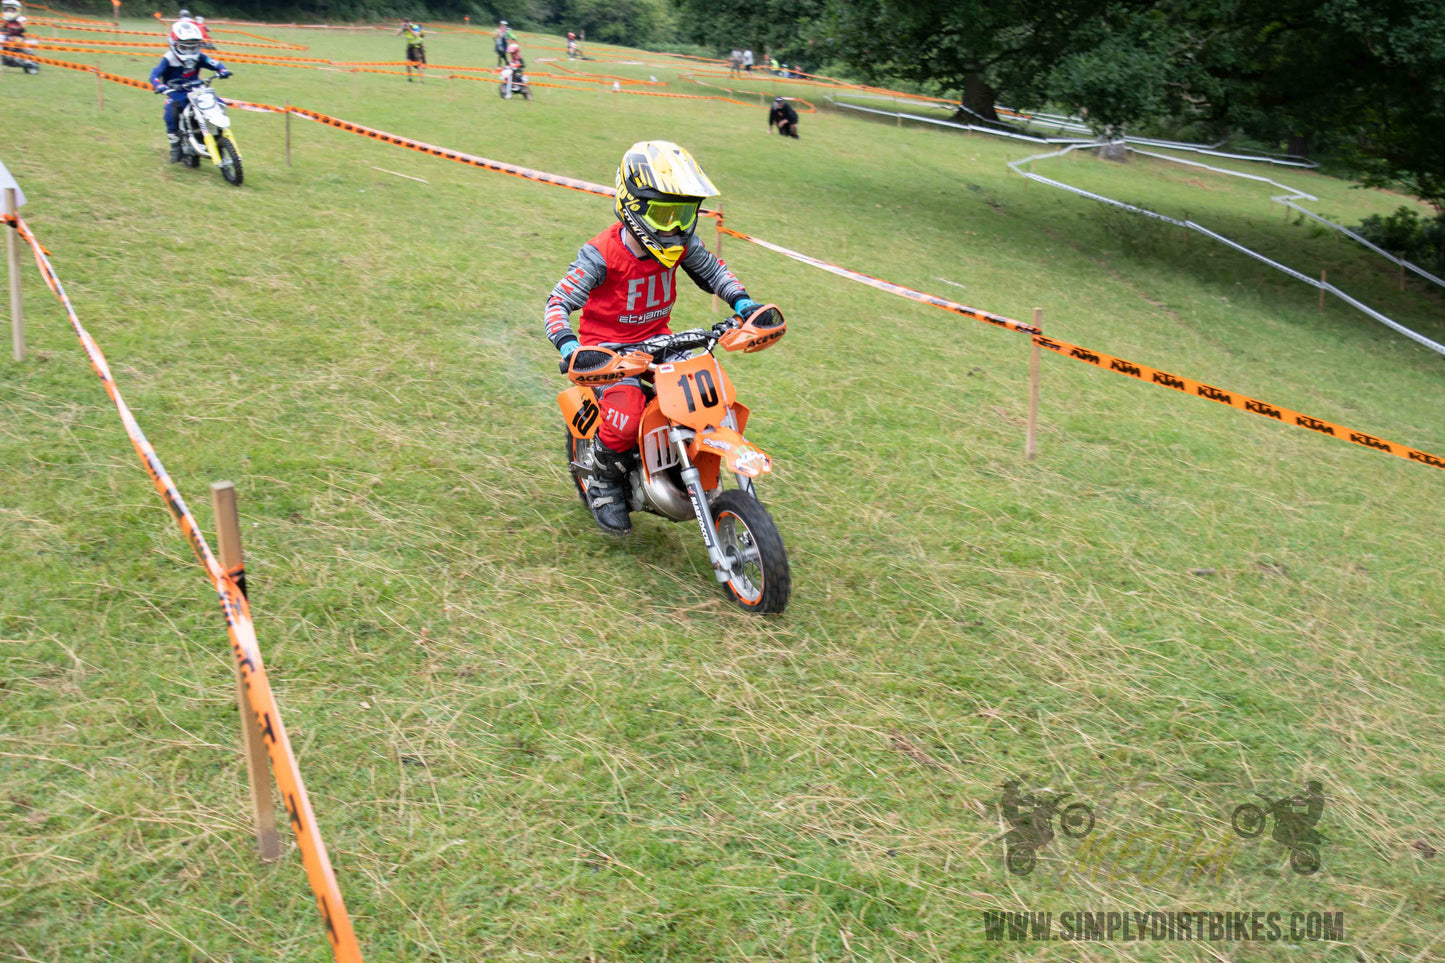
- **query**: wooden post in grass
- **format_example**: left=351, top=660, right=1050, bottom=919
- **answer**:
left=284, top=103, right=292, bottom=167
left=5, top=188, right=22, bottom=362
left=1319, top=269, right=1326, bottom=313
left=1399, top=261, right=1405, bottom=292
left=211, top=481, right=281, bottom=862
left=94, top=68, right=104, bottom=111
left=1026, top=308, right=1041, bottom=461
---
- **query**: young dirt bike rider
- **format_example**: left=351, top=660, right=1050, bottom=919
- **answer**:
left=1, top=0, right=38, bottom=75
left=150, top=20, right=230, bottom=162
left=543, top=141, right=768, bottom=535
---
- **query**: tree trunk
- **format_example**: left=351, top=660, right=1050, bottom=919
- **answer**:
left=951, top=73, right=998, bottom=124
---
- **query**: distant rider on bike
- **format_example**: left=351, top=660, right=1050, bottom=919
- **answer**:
left=542, top=141, right=769, bottom=535
left=1, top=0, right=38, bottom=75
left=150, top=20, right=230, bottom=163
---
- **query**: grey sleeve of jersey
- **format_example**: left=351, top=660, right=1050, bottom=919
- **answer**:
left=680, top=234, right=749, bottom=307
left=543, top=242, right=608, bottom=348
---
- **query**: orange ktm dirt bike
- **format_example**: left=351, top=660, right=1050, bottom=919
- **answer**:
left=558, top=306, right=791, bottom=614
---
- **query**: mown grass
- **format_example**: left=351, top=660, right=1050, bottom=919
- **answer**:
left=1, top=16, right=1443, bottom=963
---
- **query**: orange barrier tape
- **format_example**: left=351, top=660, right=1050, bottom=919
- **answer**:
left=24, top=53, right=154, bottom=88
left=2, top=213, right=365, bottom=962
left=1033, top=334, right=1445, bottom=471
left=29, top=19, right=306, bottom=48
left=717, top=225, right=1040, bottom=335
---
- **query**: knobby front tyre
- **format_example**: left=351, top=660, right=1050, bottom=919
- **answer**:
left=218, top=134, right=243, bottom=186
left=711, top=489, right=789, bottom=614
left=564, top=430, right=590, bottom=506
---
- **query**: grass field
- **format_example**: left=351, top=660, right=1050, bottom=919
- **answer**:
left=2, top=16, right=1444, bottom=962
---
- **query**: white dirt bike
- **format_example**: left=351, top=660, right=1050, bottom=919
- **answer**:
left=498, top=65, right=532, bottom=100
left=166, top=77, right=243, bottom=186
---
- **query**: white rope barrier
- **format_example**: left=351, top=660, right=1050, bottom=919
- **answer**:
left=1004, top=144, right=1445, bottom=357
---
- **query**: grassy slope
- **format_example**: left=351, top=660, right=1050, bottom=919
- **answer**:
left=1, top=20, right=1443, bottom=963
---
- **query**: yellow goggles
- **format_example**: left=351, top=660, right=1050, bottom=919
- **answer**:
left=640, top=200, right=699, bottom=233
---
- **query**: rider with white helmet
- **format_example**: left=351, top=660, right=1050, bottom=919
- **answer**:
left=1, top=0, right=38, bottom=75
left=149, top=19, right=231, bottom=161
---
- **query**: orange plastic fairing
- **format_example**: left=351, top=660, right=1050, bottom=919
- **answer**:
left=690, top=426, right=772, bottom=477
left=718, top=304, right=786, bottom=353
left=558, top=385, right=601, bottom=440
left=655, top=354, right=736, bottom=430
left=565, top=345, right=652, bottom=387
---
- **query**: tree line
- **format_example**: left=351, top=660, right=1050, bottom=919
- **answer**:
left=54, top=0, right=1445, bottom=208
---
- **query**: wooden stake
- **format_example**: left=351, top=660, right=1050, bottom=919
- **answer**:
left=1399, top=261, right=1405, bottom=292
left=1319, top=269, right=1326, bottom=312
left=95, top=68, right=104, bottom=111
left=5, top=188, right=22, bottom=363
left=210, top=481, right=280, bottom=862
left=284, top=103, right=292, bottom=167
left=1026, top=308, right=1041, bottom=461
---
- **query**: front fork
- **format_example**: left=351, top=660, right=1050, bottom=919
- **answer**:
left=671, top=427, right=736, bottom=582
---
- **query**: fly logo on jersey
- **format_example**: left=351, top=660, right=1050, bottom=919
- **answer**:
left=619, top=270, right=676, bottom=325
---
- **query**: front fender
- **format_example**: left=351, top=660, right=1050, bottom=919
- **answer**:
left=690, top=426, right=772, bottom=477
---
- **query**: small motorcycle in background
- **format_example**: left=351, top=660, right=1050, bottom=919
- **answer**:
left=498, top=65, right=531, bottom=100
left=165, top=77, right=243, bottom=186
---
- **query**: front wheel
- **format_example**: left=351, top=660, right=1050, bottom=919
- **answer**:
left=217, top=133, right=243, bottom=186
left=711, top=490, right=789, bottom=614
left=1231, top=803, right=1267, bottom=838
left=498, top=81, right=509, bottom=99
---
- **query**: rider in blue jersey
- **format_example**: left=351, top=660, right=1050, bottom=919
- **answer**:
left=149, top=20, right=230, bottom=162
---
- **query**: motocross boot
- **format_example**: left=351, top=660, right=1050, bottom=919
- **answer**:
left=168, top=133, right=183, bottom=163
left=587, top=444, right=635, bottom=535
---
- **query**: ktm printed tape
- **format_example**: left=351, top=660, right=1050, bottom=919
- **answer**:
left=1034, top=334, right=1445, bottom=471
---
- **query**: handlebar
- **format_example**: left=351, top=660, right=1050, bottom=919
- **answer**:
left=601, top=317, right=742, bottom=361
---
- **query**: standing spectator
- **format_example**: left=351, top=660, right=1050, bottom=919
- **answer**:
left=493, top=20, right=514, bottom=66
left=768, top=95, right=799, bottom=139
left=741, top=48, right=753, bottom=72
left=729, top=48, right=742, bottom=78
left=399, top=19, right=425, bottom=83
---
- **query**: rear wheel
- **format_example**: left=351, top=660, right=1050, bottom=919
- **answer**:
left=711, top=490, right=789, bottom=614
left=218, top=134, right=243, bottom=187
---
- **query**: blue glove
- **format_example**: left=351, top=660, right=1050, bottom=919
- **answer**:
left=217, top=68, right=232, bottom=78
left=732, top=297, right=760, bottom=319
left=557, top=337, right=579, bottom=373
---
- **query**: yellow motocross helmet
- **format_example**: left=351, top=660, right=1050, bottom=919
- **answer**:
left=614, top=141, right=719, bottom=269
